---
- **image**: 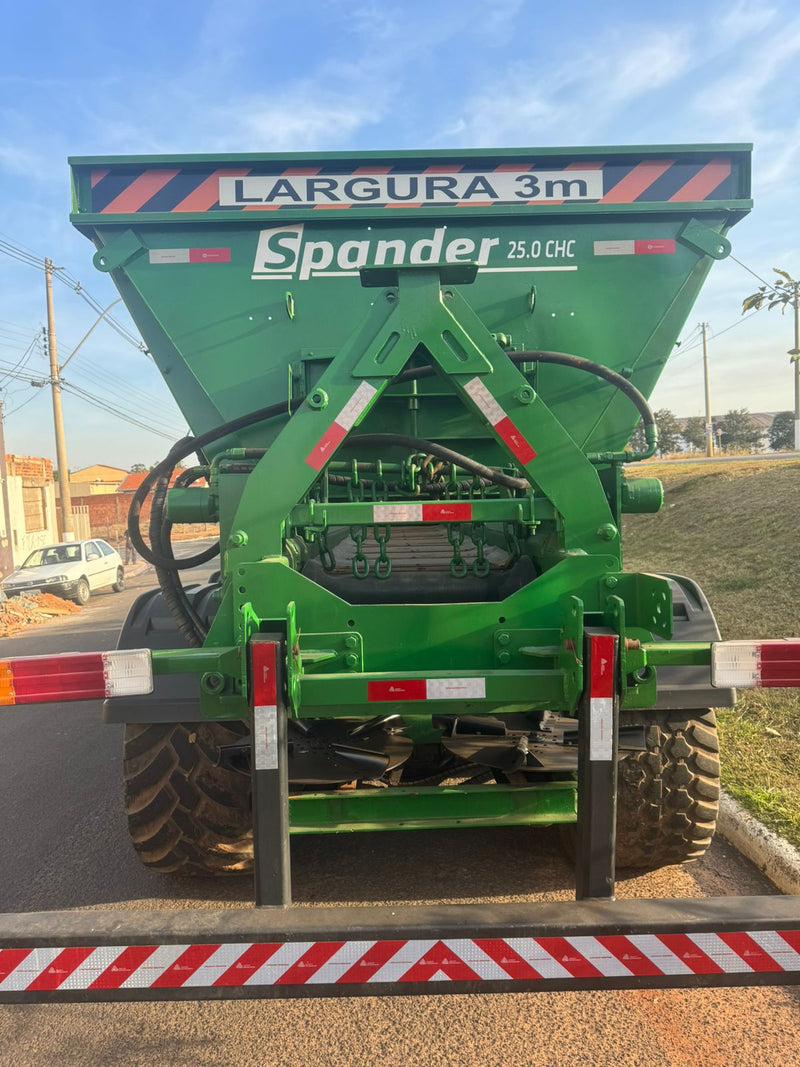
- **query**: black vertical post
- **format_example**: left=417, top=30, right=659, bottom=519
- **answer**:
left=575, top=631, right=619, bottom=901
left=250, top=635, right=292, bottom=907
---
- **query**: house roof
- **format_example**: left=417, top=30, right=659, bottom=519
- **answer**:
left=70, top=463, right=128, bottom=483
left=116, top=469, right=206, bottom=493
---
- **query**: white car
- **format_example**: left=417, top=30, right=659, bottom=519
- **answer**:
left=1, top=539, right=125, bottom=605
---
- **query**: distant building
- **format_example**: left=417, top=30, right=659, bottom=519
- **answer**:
left=0, top=455, right=59, bottom=572
left=69, top=463, right=128, bottom=497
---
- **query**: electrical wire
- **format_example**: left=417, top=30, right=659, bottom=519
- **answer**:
left=0, top=334, right=38, bottom=389
left=671, top=309, right=762, bottom=360
left=0, top=236, right=147, bottom=353
left=59, top=381, right=180, bottom=441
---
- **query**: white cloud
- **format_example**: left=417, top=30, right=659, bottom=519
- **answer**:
left=716, top=0, right=778, bottom=44
left=443, top=25, right=693, bottom=145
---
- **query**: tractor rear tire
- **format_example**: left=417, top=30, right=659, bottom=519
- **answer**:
left=614, top=708, right=720, bottom=869
left=561, top=708, right=720, bottom=871
left=123, top=721, right=253, bottom=876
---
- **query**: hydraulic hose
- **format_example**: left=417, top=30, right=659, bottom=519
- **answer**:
left=342, top=434, right=528, bottom=491
left=149, top=468, right=208, bottom=646
left=394, top=350, right=658, bottom=461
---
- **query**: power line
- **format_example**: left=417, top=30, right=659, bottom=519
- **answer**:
left=0, top=236, right=147, bottom=353
left=59, top=380, right=182, bottom=441
left=0, top=334, right=38, bottom=389
left=672, top=308, right=762, bottom=360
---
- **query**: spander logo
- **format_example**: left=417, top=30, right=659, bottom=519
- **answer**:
left=252, top=224, right=502, bottom=281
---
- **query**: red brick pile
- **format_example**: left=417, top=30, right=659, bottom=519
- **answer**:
left=0, top=592, right=80, bottom=638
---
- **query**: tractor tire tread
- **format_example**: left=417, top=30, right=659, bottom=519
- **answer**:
left=614, top=708, right=720, bottom=870
left=123, top=721, right=253, bottom=877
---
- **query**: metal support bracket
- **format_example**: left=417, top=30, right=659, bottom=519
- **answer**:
left=250, top=635, right=291, bottom=907
left=575, top=631, right=619, bottom=901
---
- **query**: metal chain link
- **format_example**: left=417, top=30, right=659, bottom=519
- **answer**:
left=351, top=525, right=369, bottom=579
left=318, top=527, right=336, bottom=572
left=470, top=521, right=490, bottom=578
left=447, top=522, right=468, bottom=578
left=503, top=521, right=521, bottom=564
left=372, top=523, right=392, bottom=579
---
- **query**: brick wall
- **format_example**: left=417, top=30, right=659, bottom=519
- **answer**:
left=72, top=493, right=218, bottom=545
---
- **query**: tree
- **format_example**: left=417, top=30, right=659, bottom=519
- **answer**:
left=129, top=463, right=148, bottom=472
left=654, top=408, right=682, bottom=456
left=768, top=410, right=794, bottom=451
left=627, top=420, right=646, bottom=453
left=742, top=268, right=799, bottom=316
left=682, top=415, right=707, bottom=452
left=743, top=268, right=799, bottom=450
left=717, top=408, right=763, bottom=452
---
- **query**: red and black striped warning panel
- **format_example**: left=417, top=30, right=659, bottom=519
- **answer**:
left=75, top=155, right=747, bottom=215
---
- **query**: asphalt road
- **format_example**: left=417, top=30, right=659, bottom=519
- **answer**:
left=1, top=546, right=799, bottom=1066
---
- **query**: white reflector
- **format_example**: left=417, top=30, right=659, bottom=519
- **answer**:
left=103, top=649, right=154, bottom=697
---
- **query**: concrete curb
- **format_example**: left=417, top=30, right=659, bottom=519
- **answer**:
left=718, top=791, right=800, bottom=895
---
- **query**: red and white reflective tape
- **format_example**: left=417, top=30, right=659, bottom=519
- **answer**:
left=372, top=502, right=472, bottom=523
left=368, top=677, right=486, bottom=702
left=588, top=633, right=615, bottom=761
left=463, top=377, right=536, bottom=465
left=251, top=642, right=279, bottom=771
left=148, top=248, right=231, bottom=264
left=593, top=239, right=676, bottom=256
left=3, top=929, right=800, bottom=991
left=711, top=640, right=800, bottom=689
left=305, top=381, right=378, bottom=470
left=0, top=649, right=152, bottom=706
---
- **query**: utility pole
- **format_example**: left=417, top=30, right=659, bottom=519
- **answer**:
left=44, top=258, right=74, bottom=541
left=0, top=403, right=16, bottom=579
left=700, top=322, right=714, bottom=457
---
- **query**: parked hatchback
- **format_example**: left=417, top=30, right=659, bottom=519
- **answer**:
left=1, top=539, right=125, bottom=605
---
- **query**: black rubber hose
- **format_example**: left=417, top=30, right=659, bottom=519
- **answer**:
left=509, top=350, right=655, bottom=432
left=342, top=434, right=528, bottom=491
left=149, top=471, right=207, bottom=646
left=128, top=403, right=292, bottom=567
left=393, top=350, right=655, bottom=433
left=158, top=467, right=212, bottom=644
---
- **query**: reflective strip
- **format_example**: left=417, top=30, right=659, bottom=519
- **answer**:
left=373, top=503, right=423, bottom=522
left=3, top=931, right=800, bottom=990
left=463, top=376, right=506, bottom=425
left=593, top=239, right=676, bottom=256
left=463, top=377, right=536, bottom=464
left=251, top=642, right=277, bottom=706
left=305, top=382, right=378, bottom=469
left=253, top=706, right=279, bottom=770
left=148, top=248, right=231, bottom=264
left=368, top=677, right=486, bottom=701
left=372, top=503, right=473, bottom=523
left=251, top=642, right=279, bottom=771
left=589, top=633, right=615, bottom=761
left=337, top=381, right=378, bottom=431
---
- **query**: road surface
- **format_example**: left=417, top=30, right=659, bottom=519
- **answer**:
left=0, top=547, right=798, bottom=1066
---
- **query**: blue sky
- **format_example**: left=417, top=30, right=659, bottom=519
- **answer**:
left=0, top=0, right=797, bottom=469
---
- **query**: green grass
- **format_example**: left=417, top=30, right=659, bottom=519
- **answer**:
left=623, top=458, right=800, bottom=848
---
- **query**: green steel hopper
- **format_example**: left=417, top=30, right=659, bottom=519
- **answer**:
left=65, top=145, right=754, bottom=896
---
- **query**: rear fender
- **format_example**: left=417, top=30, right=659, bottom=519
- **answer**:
left=103, top=583, right=218, bottom=724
